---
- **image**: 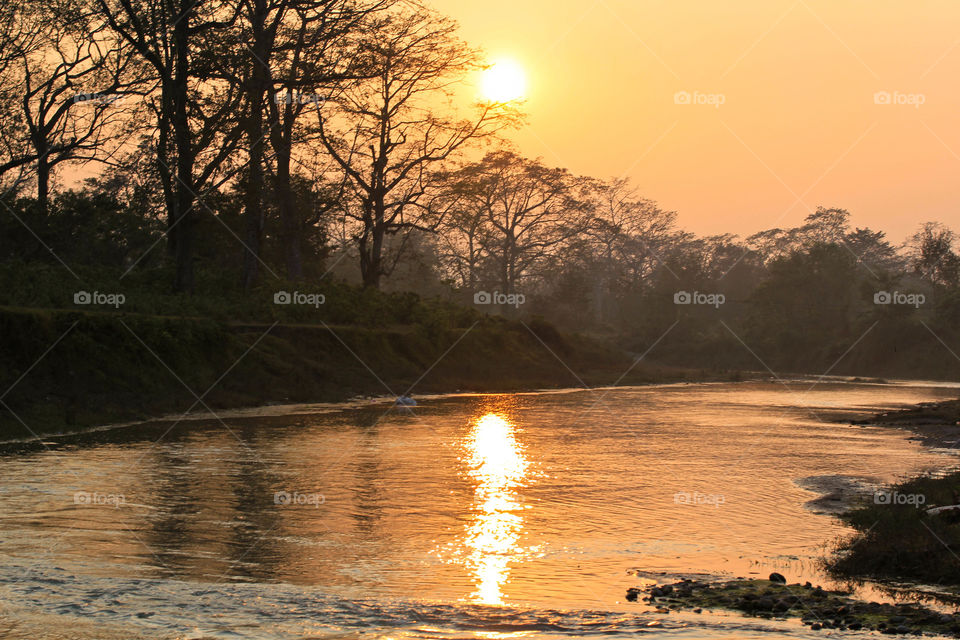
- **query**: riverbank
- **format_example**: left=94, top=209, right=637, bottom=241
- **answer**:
left=853, top=398, right=960, bottom=449
left=0, top=306, right=737, bottom=440
left=622, top=396, right=960, bottom=631
left=821, top=399, right=960, bottom=593
left=629, top=578, right=960, bottom=635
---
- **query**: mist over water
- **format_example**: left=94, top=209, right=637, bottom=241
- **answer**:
left=0, top=381, right=957, bottom=639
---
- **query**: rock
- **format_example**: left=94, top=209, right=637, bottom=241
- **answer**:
left=626, top=587, right=640, bottom=602
left=811, top=623, right=822, bottom=630
left=769, top=572, right=787, bottom=584
left=848, top=622, right=863, bottom=630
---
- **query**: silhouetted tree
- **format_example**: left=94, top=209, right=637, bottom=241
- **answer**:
left=263, top=0, right=385, bottom=281
left=909, top=222, right=960, bottom=288
left=447, top=151, right=592, bottom=296
left=0, top=0, right=145, bottom=213
left=314, top=6, right=516, bottom=288
left=96, top=0, right=245, bottom=291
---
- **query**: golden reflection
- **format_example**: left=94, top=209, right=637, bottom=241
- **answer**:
left=463, top=412, right=530, bottom=605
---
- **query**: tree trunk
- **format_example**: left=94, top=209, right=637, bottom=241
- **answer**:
left=592, top=276, right=605, bottom=324
left=156, top=109, right=176, bottom=258
left=360, top=246, right=382, bottom=288
left=36, top=149, right=49, bottom=216
left=500, top=237, right=512, bottom=294
left=242, top=3, right=268, bottom=289
left=275, top=146, right=303, bottom=280
left=359, top=198, right=385, bottom=289
left=360, top=226, right=383, bottom=289
left=268, top=83, right=304, bottom=281
left=172, top=0, right=195, bottom=293
left=241, top=105, right=264, bottom=288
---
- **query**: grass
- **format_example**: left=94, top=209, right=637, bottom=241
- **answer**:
left=630, top=578, right=960, bottom=635
left=0, top=303, right=723, bottom=440
left=825, top=471, right=960, bottom=588
left=0, top=262, right=750, bottom=439
left=0, top=261, right=481, bottom=326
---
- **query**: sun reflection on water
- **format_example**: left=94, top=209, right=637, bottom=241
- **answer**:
left=463, top=412, right=530, bottom=605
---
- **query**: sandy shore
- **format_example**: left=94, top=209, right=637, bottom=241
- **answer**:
left=853, top=398, right=960, bottom=449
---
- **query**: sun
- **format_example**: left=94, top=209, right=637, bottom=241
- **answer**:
left=481, top=59, right=527, bottom=103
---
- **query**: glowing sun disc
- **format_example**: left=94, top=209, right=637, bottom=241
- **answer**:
left=481, top=59, right=526, bottom=103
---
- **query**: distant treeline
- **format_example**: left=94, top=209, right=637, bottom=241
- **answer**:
left=0, top=0, right=958, bottom=378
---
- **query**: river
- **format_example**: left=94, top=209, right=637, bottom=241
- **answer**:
left=0, top=380, right=957, bottom=639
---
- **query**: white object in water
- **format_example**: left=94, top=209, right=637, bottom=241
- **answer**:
left=927, top=504, right=960, bottom=516
left=395, top=395, right=417, bottom=407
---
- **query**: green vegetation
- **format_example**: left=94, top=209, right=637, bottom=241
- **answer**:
left=0, top=261, right=479, bottom=326
left=825, top=471, right=960, bottom=588
left=630, top=578, right=960, bottom=635
left=821, top=401, right=960, bottom=590
left=0, top=299, right=709, bottom=440
left=4, top=188, right=960, bottom=385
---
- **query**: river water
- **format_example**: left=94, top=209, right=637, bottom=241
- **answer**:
left=0, top=380, right=958, bottom=639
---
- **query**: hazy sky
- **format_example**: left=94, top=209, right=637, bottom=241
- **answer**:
left=432, top=0, right=960, bottom=243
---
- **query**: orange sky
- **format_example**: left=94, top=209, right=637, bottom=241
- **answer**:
left=433, top=0, right=960, bottom=243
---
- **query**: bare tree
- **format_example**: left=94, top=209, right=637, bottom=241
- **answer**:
left=436, top=195, right=487, bottom=289
left=97, top=0, right=244, bottom=292
left=314, top=6, right=517, bottom=288
left=570, top=177, right=679, bottom=322
left=234, top=0, right=384, bottom=285
left=0, top=0, right=144, bottom=211
left=588, top=178, right=678, bottom=285
left=907, top=222, right=960, bottom=287
left=0, top=0, right=38, bottom=193
left=447, top=150, right=592, bottom=296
